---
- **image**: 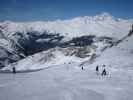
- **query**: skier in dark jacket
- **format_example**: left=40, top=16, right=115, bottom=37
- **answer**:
left=96, top=65, right=99, bottom=75
left=12, top=67, right=16, bottom=74
left=101, top=68, right=106, bottom=76
left=81, top=66, right=84, bottom=70
left=96, top=65, right=99, bottom=72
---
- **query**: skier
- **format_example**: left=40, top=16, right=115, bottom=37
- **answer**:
left=81, top=66, right=84, bottom=70
left=101, top=68, right=106, bottom=76
left=96, top=65, right=99, bottom=72
left=12, top=66, right=16, bottom=74
left=96, top=65, right=99, bottom=75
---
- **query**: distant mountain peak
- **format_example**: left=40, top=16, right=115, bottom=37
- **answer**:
left=0, top=12, right=132, bottom=40
left=98, top=12, right=112, bottom=17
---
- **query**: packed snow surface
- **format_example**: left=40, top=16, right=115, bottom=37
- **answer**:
left=0, top=63, right=133, bottom=100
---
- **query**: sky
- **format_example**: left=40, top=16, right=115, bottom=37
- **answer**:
left=0, top=0, right=133, bottom=21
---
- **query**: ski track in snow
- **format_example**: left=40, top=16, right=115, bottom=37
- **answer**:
left=0, top=64, right=133, bottom=100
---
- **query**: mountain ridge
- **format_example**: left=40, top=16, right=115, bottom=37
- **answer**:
left=0, top=13, right=132, bottom=39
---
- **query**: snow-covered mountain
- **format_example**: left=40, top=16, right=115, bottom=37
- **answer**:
left=0, top=13, right=133, bottom=70
left=0, top=13, right=132, bottom=39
